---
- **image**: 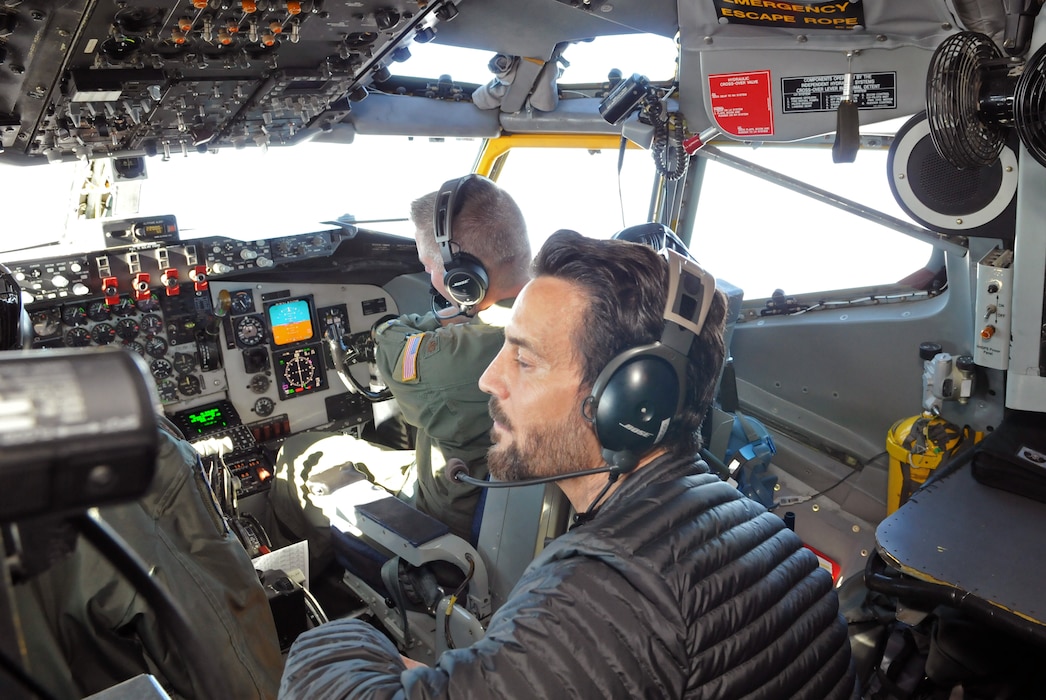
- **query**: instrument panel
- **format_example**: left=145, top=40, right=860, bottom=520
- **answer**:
left=28, top=284, right=226, bottom=406
left=2, top=0, right=463, bottom=160
left=6, top=222, right=422, bottom=498
left=213, top=279, right=393, bottom=437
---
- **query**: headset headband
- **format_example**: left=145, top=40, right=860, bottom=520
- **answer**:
left=660, top=249, right=716, bottom=355
left=433, top=174, right=475, bottom=266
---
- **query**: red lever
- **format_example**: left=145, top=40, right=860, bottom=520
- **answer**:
left=161, top=268, right=180, bottom=296
left=102, top=276, right=120, bottom=306
left=132, top=273, right=151, bottom=301
left=189, top=265, right=208, bottom=292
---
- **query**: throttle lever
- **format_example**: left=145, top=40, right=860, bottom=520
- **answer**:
left=832, top=50, right=860, bottom=163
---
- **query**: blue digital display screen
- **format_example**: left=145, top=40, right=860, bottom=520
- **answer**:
left=267, top=298, right=314, bottom=346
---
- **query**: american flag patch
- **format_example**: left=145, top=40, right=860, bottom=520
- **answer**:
left=402, top=333, right=423, bottom=381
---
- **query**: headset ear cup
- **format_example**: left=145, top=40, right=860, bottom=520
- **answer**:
left=592, top=354, right=680, bottom=454
left=443, top=252, right=489, bottom=307
left=433, top=175, right=490, bottom=309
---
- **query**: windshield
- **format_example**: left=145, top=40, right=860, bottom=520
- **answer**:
left=138, top=137, right=482, bottom=240
left=691, top=140, right=934, bottom=299
left=0, top=32, right=928, bottom=303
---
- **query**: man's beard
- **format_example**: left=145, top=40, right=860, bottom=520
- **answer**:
left=487, top=397, right=594, bottom=482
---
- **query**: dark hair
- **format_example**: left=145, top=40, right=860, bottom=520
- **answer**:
left=532, top=230, right=728, bottom=455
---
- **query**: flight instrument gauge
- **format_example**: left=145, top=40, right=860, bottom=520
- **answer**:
left=140, top=313, right=164, bottom=335
left=136, top=294, right=160, bottom=312
left=62, top=304, right=88, bottom=326
left=234, top=314, right=266, bottom=347
left=273, top=343, right=327, bottom=400
left=177, top=373, right=202, bottom=396
left=91, top=322, right=117, bottom=345
left=157, top=379, right=179, bottom=404
left=31, top=310, right=61, bottom=337
left=249, top=373, right=270, bottom=394
left=87, top=300, right=112, bottom=322
left=123, top=340, right=145, bottom=356
left=253, top=396, right=275, bottom=417
left=115, top=318, right=140, bottom=340
left=145, top=335, right=169, bottom=358
left=65, top=327, right=91, bottom=347
left=230, top=289, right=256, bottom=315
left=112, top=297, right=138, bottom=317
left=173, top=351, right=197, bottom=375
left=318, top=303, right=349, bottom=336
left=150, top=358, right=174, bottom=379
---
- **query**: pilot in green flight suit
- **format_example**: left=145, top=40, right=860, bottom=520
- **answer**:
left=266, top=175, right=531, bottom=572
left=371, top=301, right=515, bottom=539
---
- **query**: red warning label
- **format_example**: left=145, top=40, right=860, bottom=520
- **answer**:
left=708, top=71, right=774, bottom=138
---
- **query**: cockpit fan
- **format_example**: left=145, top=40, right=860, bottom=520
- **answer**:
left=926, top=31, right=1046, bottom=170
left=1012, top=44, right=1046, bottom=169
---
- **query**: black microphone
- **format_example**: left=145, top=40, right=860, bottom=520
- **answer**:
left=430, top=288, right=476, bottom=320
left=445, top=458, right=616, bottom=488
left=430, top=286, right=454, bottom=313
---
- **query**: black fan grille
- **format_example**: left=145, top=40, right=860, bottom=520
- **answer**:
left=1014, top=42, right=1046, bottom=169
left=927, top=32, right=1008, bottom=170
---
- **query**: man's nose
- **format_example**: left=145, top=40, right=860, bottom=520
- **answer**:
left=478, top=351, right=503, bottom=397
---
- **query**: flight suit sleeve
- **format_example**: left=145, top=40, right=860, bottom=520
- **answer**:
left=373, top=313, right=502, bottom=450
left=16, top=429, right=284, bottom=700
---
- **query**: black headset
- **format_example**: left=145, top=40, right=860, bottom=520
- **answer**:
left=583, top=245, right=717, bottom=473
left=1, top=262, right=27, bottom=351
left=433, top=174, right=490, bottom=312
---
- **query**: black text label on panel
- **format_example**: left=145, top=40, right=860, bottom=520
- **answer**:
left=781, top=72, right=897, bottom=113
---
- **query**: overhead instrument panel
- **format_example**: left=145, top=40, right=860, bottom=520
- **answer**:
left=4, top=0, right=463, bottom=158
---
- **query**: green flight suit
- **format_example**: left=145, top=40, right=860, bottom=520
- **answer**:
left=372, top=301, right=511, bottom=540
left=12, top=425, right=284, bottom=700
left=265, top=302, right=509, bottom=573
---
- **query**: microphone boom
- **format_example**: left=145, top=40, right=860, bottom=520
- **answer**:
left=445, top=458, right=616, bottom=488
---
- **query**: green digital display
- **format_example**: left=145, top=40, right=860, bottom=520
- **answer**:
left=186, top=406, right=228, bottom=434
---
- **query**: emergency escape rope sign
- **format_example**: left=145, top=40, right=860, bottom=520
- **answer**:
left=713, top=0, right=865, bottom=30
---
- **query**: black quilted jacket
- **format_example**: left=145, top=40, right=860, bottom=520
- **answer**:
left=280, top=454, right=856, bottom=699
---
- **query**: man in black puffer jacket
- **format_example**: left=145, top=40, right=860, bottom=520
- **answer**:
left=280, top=230, right=856, bottom=698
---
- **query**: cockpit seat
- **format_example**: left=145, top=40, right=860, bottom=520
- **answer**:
left=320, top=469, right=491, bottom=661
left=322, top=465, right=569, bottom=662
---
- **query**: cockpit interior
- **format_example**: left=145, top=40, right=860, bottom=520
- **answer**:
left=4, top=0, right=1046, bottom=697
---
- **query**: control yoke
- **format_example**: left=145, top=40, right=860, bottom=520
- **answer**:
left=325, top=326, right=393, bottom=402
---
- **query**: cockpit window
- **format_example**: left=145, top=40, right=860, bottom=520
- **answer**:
left=394, top=33, right=679, bottom=86
left=0, top=32, right=680, bottom=259
left=493, top=145, right=658, bottom=251
left=555, top=34, right=679, bottom=84
left=135, top=136, right=481, bottom=241
left=0, top=161, right=83, bottom=255
left=689, top=137, right=934, bottom=300
left=0, top=136, right=483, bottom=257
